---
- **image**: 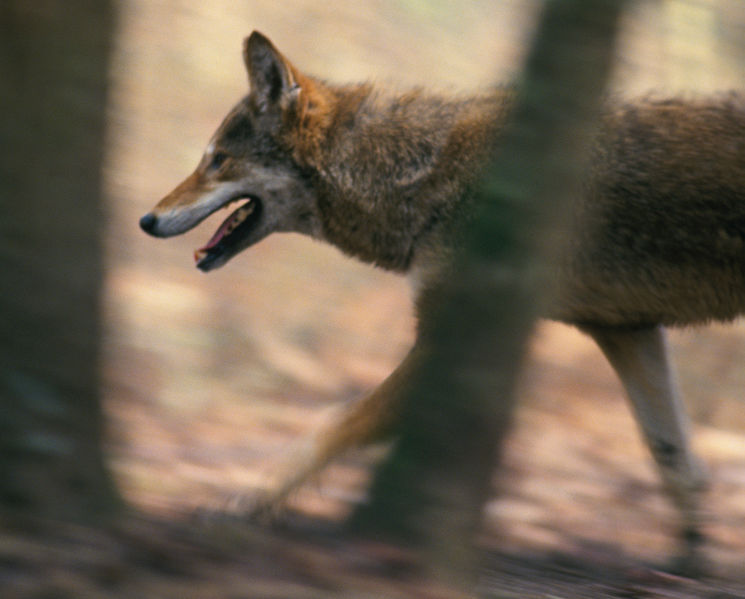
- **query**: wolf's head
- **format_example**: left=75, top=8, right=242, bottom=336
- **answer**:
left=140, top=31, right=332, bottom=271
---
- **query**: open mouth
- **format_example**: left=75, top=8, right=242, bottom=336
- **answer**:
left=194, top=196, right=262, bottom=270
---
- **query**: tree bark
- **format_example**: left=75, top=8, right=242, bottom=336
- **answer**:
left=350, top=0, right=627, bottom=586
left=0, top=1, right=121, bottom=521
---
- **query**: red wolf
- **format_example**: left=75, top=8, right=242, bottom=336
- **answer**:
left=141, top=31, right=745, bottom=567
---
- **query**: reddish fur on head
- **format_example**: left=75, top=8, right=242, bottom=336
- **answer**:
left=243, top=31, right=335, bottom=162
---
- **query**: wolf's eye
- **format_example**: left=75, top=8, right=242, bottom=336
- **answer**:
left=209, top=151, right=228, bottom=170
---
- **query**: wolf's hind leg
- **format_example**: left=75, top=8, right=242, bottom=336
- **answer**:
left=247, top=345, right=425, bottom=519
left=585, top=325, right=708, bottom=572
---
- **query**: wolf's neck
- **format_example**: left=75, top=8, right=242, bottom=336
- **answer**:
left=311, top=85, right=505, bottom=272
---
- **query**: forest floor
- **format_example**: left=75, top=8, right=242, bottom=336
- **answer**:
left=3, top=487, right=745, bottom=598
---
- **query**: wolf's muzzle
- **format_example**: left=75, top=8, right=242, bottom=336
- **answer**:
left=139, top=212, right=157, bottom=234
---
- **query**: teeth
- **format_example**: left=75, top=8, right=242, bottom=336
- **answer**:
left=194, top=199, right=256, bottom=263
left=225, top=201, right=255, bottom=234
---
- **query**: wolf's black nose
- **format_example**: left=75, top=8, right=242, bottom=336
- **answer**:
left=139, top=212, right=157, bottom=233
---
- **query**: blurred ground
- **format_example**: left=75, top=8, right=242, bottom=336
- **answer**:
left=78, top=0, right=745, bottom=595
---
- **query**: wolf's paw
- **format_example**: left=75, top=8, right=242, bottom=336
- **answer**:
left=666, top=527, right=708, bottom=578
left=666, top=552, right=707, bottom=579
left=240, top=490, right=291, bottom=524
left=191, top=504, right=242, bottom=529
left=190, top=490, right=288, bottom=529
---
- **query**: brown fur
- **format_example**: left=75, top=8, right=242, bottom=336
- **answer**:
left=293, top=88, right=745, bottom=327
left=558, top=94, right=745, bottom=327
left=141, top=32, right=745, bottom=569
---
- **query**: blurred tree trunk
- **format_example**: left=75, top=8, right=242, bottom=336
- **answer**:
left=350, top=0, right=626, bottom=586
left=0, top=1, right=120, bottom=521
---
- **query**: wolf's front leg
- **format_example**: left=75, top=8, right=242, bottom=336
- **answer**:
left=585, top=324, right=708, bottom=573
left=247, top=345, right=426, bottom=519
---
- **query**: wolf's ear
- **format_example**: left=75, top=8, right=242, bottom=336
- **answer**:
left=243, top=31, right=299, bottom=113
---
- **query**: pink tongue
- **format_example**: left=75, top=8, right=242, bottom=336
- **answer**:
left=198, top=215, right=234, bottom=253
